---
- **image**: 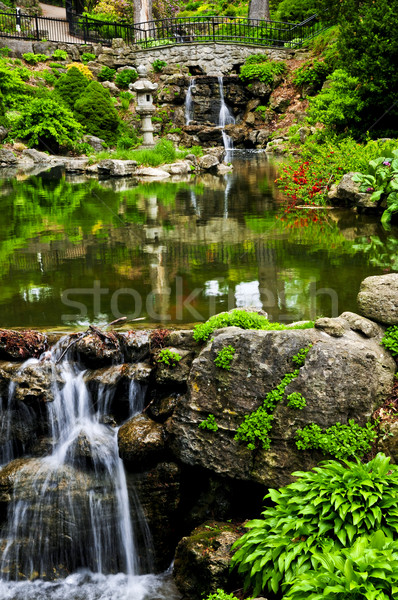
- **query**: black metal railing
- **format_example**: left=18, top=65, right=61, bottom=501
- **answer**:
left=0, top=10, right=328, bottom=48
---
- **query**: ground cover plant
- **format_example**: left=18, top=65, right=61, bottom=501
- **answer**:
left=231, top=453, right=398, bottom=597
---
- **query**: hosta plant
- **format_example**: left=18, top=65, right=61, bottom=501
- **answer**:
left=231, top=453, right=398, bottom=597
left=352, top=150, right=398, bottom=227
left=283, top=530, right=398, bottom=600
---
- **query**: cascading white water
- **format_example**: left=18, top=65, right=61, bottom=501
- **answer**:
left=185, top=77, right=195, bottom=125
left=0, top=343, right=178, bottom=600
left=218, top=76, right=235, bottom=162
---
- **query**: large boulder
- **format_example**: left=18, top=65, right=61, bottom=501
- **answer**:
left=166, top=316, right=395, bottom=488
left=118, top=413, right=166, bottom=469
left=173, top=521, right=242, bottom=599
left=357, top=273, right=398, bottom=325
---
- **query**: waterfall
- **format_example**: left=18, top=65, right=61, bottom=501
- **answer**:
left=218, top=76, right=235, bottom=162
left=185, top=77, right=195, bottom=125
left=0, top=343, right=176, bottom=600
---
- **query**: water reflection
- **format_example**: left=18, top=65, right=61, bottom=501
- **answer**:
left=0, top=152, right=396, bottom=329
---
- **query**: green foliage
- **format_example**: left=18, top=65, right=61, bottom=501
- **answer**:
left=152, top=59, right=167, bottom=72
left=287, top=392, right=306, bottom=409
left=40, top=70, right=57, bottom=86
left=352, top=150, right=398, bottom=228
left=284, top=531, right=398, bottom=600
left=115, top=68, right=138, bottom=88
left=54, top=66, right=90, bottom=109
left=240, top=55, right=287, bottom=85
left=204, top=590, right=239, bottom=600
left=235, top=369, right=300, bottom=451
left=97, top=66, right=116, bottom=81
left=15, top=65, right=31, bottom=81
left=295, top=420, right=378, bottom=459
left=214, top=345, right=236, bottom=370
left=0, top=66, right=26, bottom=95
left=292, top=344, right=312, bottom=366
left=116, top=131, right=140, bottom=150
left=81, top=52, right=96, bottom=64
left=52, top=49, right=68, bottom=60
left=193, top=309, right=314, bottom=343
left=49, top=62, right=65, bottom=69
left=74, top=80, right=120, bottom=145
left=156, top=348, right=181, bottom=367
left=307, top=69, right=365, bottom=131
left=275, top=0, right=318, bottom=23
left=11, top=97, right=83, bottom=151
left=199, top=413, right=219, bottom=432
left=22, top=53, right=49, bottom=65
left=381, top=325, right=398, bottom=356
left=0, top=47, right=11, bottom=57
left=231, top=453, right=398, bottom=597
left=292, top=59, right=331, bottom=90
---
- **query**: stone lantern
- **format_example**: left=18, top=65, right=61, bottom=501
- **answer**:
left=131, top=64, right=158, bottom=148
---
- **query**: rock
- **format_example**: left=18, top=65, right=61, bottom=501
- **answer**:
left=155, top=347, right=195, bottom=386
left=64, top=159, right=89, bottom=173
left=173, top=521, right=242, bottom=599
left=148, top=393, right=180, bottom=422
left=198, top=154, right=220, bottom=172
left=269, top=91, right=290, bottom=113
left=0, top=126, right=8, bottom=141
left=22, top=149, right=53, bottom=163
left=118, top=413, right=166, bottom=468
left=217, top=163, right=233, bottom=174
left=315, top=316, right=350, bottom=337
left=166, top=326, right=395, bottom=488
left=328, top=172, right=378, bottom=211
left=265, top=138, right=288, bottom=154
left=357, top=273, right=398, bottom=325
left=100, top=81, right=120, bottom=96
left=160, top=161, right=192, bottom=175
left=339, top=311, right=384, bottom=339
left=0, top=149, right=17, bottom=167
left=97, top=159, right=137, bottom=177
left=0, top=329, right=48, bottom=361
left=126, top=462, right=181, bottom=571
left=83, top=135, right=106, bottom=152
left=134, top=167, right=170, bottom=179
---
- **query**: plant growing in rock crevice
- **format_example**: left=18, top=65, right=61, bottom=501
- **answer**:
left=155, top=348, right=181, bottom=367
left=199, top=413, right=218, bottom=432
left=214, top=345, right=235, bottom=370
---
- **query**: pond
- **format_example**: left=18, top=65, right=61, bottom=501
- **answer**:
left=0, top=151, right=396, bottom=330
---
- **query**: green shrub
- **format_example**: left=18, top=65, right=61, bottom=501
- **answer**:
left=74, top=80, right=120, bottom=145
left=198, top=414, right=218, bottom=432
left=15, top=66, right=31, bottom=81
left=22, top=52, right=49, bottom=64
left=193, top=309, right=313, bottom=342
left=307, top=69, right=365, bottom=131
left=97, top=66, right=116, bottom=82
left=49, top=62, right=65, bottom=69
left=284, top=531, right=398, bottom=600
left=115, top=68, right=138, bottom=88
left=214, top=345, right=236, bottom=370
left=381, top=325, right=398, bottom=356
left=156, top=348, right=181, bottom=367
left=0, top=66, right=26, bottom=94
left=231, top=453, right=398, bottom=597
left=81, top=52, right=96, bottom=63
left=292, top=59, right=331, bottom=90
left=204, top=590, right=238, bottom=600
left=295, top=420, right=378, bottom=459
left=52, top=49, right=68, bottom=60
left=54, top=66, right=90, bottom=109
left=240, top=56, right=287, bottom=85
left=152, top=59, right=167, bottom=72
left=275, top=0, right=318, bottom=23
left=11, top=97, right=83, bottom=152
left=41, top=70, right=57, bottom=86
left=0, top=47, right=11, bottom=57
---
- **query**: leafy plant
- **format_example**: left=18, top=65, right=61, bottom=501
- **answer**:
left=240, top=56, right=287, bottom=85
left=74, top=80, right=120, bottom=145
left=0, top=47, right=11, bottom=57
left=287, top=392, right=306, bottom=409
left=199, top=413, right=218, bottom=432
left=156, top=348, right=181, bottom=367
left=231, top=453, right=398, bottom=597
left=22, top=52, right=49, bottom=64
left=40, top=70, right=57, bottom=86
left=292, top=59, right=331, bottom=91
left=115, top=68, right=138, bottom=88
left=295, top=420, right=378, bottom=459
left=381, top=325, right=398, bottom=356
left=52, top=49, right=68, bottom=60
left=152, top=59, right=167, bottom=72
left=66, top=62, right=94, bottom=79
left=352, top=150, right=398, bottom=228
left=54, top=66, right=90, bottom=109
left=284, top=531, right=398, bottom=600
left=193, top=309, right=314, bottom=343
left=214, top=345, right=236, bottom=370
left=11, top=97, right=83, bottom=152
left=81, top=52, right=96, bottom=64
left=292, top=344, right=312, bottom=366
left=204, top=590, right=239, bottom=600
left=97, top=66, right=116, bottom=81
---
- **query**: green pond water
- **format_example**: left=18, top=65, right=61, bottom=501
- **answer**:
left=0, top=151, right=396, bottom=330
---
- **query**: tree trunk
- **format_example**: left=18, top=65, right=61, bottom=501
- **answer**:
left=248, top=0, right=270, bottom=21
left=134, top=0, right=153, bottom=26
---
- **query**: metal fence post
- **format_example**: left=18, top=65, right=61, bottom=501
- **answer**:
left=83, top=14, right=88, bottom=43
left=35, top=13, right=40, bottom=40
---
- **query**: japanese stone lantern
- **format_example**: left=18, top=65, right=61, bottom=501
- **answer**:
left=131, top=64, right=158, bottom=148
